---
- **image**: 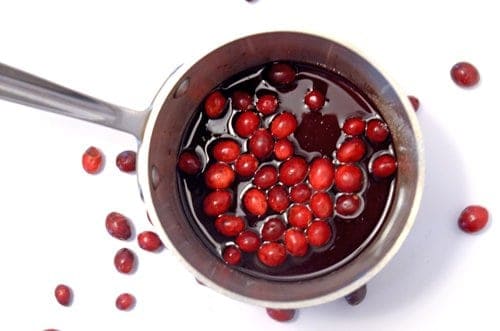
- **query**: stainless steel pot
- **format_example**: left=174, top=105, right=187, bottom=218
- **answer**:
left=0, top=31, right=424, bottom=309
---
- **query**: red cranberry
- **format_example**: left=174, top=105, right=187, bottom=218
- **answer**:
left=235, top=153, right=259, bottom=177
left=458, top=205, right=489, bottom=233
left=114, top=248, right=135, bottom=274
left=337, top=138, right=366, bottom=163
left=345, top=285, right=367, bottom=305
left=284, top=228, right=308, bottom=257
left=335, top=164, right=363, bottom=193
left=279, top=156, right=308, bottom=186
left=274, top=138, right=294, bottom=160
left=310, top=192, right=334, bottom=218
left=270, top=112, right=298, bottom=139
left=451, top=62, right=480, bottom=87
left=223, top=245, right=241, bottom=265
left=212, top=139, right=241, bottom=163
left=307, top=221, right=332, bottom=247
left=408, top=95, right=420, bottom=111
left=54, top=284, right=72, bottom=306
left=234, top=111, right=260, bottom=138
left=203, top=190, right=232, bottom=217
left=232, top=90, right=253, bottom=111
left=253, top=165, right=278, bottom=189
left=204, top=90, right=227, bottom=118
left=267, top=185, right=290, bottom=213
left=287, top=204, right=313, bottom=228
left=267, top=63, right=296, bottom=86
left=261, top=217, right=286, bottom=241
left=289, top=183, right=312, bottom=203
left=308, top=157, right=335, bottom=191
left=304, top=90, right=326, bottom=111
left=235, top=230, right=261, bottom=253
left=256, top=94, right=278, bottom=116
left=214, top=214, right=246, bottom=237
left=257, top=242, right=287, bottom=267
left=266, top=308, right=295, bottom=322
left=243, top=187, right=268, bottom=216
left=116, top=150, right=136, bottom=173
left=105, top=212, right=132, bottom=240
left=366, top=119, right=389, bottom=144
left=204, top=162, right=235, bottom=189
left=371, top=154, right=397, bottom=178
left=342, top=117, right=365, bottom=136
left=248, top=128, right=274, bottom=160
left=177, top=150, right=202, bottom=175
left=137, top=231, right=163, bottom=251
left=82, top=146, right=103, bottom=174
left=335, top=194, right=362, bottom=216
left=116, top=293, right=135, bottom=311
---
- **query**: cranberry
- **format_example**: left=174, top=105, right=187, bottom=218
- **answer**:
left=243, top=187, right=268, bottom=216
left=307, top=221, right=332, bottom=247
left=234, top=111, right=260, bottom=138
left=266, top=308, right=295, bottom=322
left=177, top=150, right=202, bottom=175
left=267, top=63, right=296, bottom=86
left=256, top=94, right=278, bottom=116
left=253, top=165, right=278, bottom=189
left=267, top=185, right=290, bottom=213
left=371, top=154, right=397, bottom=178
left=366, top=119, right=389, bottom=144
left=261, top=217, right=286, bottom=241
left=335, top=194, right=362, bottom=216
left=248, top=128, right=274, bottom=160
left=105, top=212, right=132, bottom=240
left=204, top=90, right=227, bottom=118
left=214, top=214, right=246, bottom=237
left=287, top=204, right=313, bottom=228
left=82, top=146, right=103, bottom=174
left=310, top=192, right=334, bottom=218
left=235, top=230, right=261, bottom=252
left=308, top=157, right=335, bottom=191
left=408, top=95, right=420, bottom=111
left=289, top=183, right=312, bottom=203
left=304, top=90, right=326, bottom=111
left=451, top=62, right=480, bottom=87
left=274, top=138, right=294, bottom=160
left=54, top=284, right=72, bottom=306
left=458, top=205, right=489, bottom=233
left=284, top=228, right=308, bottom=257
left=203, top=189, right=232, bottom=217
left=337, top=138, right=366, bottom=163
left=279, top=156, right=308, bottom=186
left=335, top=164, right=363, bottom=193
left=212, top=139, right=241, bottom=163
left=270, top=112, right=298, bottom=139
left=235, top=153, right=259, bottom=177
left=342, top=117, right=365, bottom=136
left=345, top=285, right=367, bottom=306
left=232, top=90, right=253, bottom=111
left=116, top=150, right=136, bottom=173
left=114, top=248, right=135, bottom=274
left=223, top=245, right=242, bottom=265
left=204, top=162, right=235, bottom=189
left=137, top=231, right=163, bottom=252
left=116, top=293, right=135, bottom=311
left=257, top=242, right=287, bottom=267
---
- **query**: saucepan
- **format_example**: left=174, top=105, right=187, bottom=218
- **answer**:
left=0, top=31, right=424, bottom=309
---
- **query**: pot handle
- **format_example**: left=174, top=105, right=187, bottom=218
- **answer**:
left=0, top=62, right=148, bottom=139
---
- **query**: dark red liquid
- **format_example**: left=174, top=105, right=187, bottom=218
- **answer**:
left=178, top=62, right=395, bottom=281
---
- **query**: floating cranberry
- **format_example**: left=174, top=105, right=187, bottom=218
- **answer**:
left=243, top=187, right=268, bottom=216
left=307, top=221, right=332, bottom=247
left=235, top=230, right=261, bottom=253
left=289, top=183, right=312, bottom=203
left=54, top=284, right=72, bottom=306
left=408, top=95, right=420, bottom=111
left=257, top=242, right=287, bottom=267
left=212, top=139, right=241, bottom=163
left=214, top=214, right=246, bottom=237
left=105, top=212, right=132, bottom=240
left=345, top=285, right=367, bottom=306
left=256, top=94, right=278, bottom=116
left=287, top=204, right=313, bottom=228
left=284, top=228, right=308, bottom=257
left=337, top=138, right=366, bottom=163
left=261, top=217, right=286, bottom=241
left=204, top=162, right=235, bottom=189
left=267, top=185, right=290, bottom=213
left=177, top=150, right=202, bottom=175
left=371, top=154, right=397, bottom=178
left=308, top=157, right=335, bottom=191
left=451, top=62, right=480, bottom=87
left=342, top=117, right=365, bottom=136
left=366, top=119, right=389, bottom=144
left=248, top=128, right=274, bottom=160
left=116, top=150, right=136, bottom=173
left=253, top=165, right=278, bottom=189
left=114, top=248, right=135, bottom=274
left=310, top=192, right=334, bottom=218
left=267, top=63, right=296, bottom=86
left=458, top=205, right=489, bottom=233
left=335, top=194, right=362, bottom=216
left=274, top=138, right=294, bottom=160
left=232, top=90, right=253, bottom=111
left=279, top=156, right=308, bottom=186
left=235, top=153, right=259, bottom=177
left=137, top=231, right=163, bottom=252
left=266, top=308, right=295, bottom=322
left=204, top=90, right=227, bottom=118
left=304, top=90, right=326, bottom=111
left=223, top=245, right=241, bottom=265
left=116, top=293, right=135, bottom=311
left=270, top=112, right=298, bottom=139
left=202, top=189, right=232, bottom=217
left=82, top=146, right=103, bottom=174
left=335, top=164, right=363, bottom=193
left=234, top=111, right=260, bottom=138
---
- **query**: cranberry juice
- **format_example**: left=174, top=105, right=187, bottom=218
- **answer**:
left=177, top=62, right=396, bottom=281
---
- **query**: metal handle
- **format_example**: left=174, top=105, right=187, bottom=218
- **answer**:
left=0, top=62, right=148, bottom=139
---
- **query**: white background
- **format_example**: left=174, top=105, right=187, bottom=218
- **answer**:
left=0, top=0, right=498, bottom=330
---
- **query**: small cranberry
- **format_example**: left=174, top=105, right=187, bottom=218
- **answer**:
left=261, top=217, right=286, bottom=241
left=105, top=212, right=132, bottom=240
left=257, top=242, right=287, bottom=267
left=114, top=248, right=135, bottom=274
left=267, top=185, right=290, bottom=213
left=337, top=138, right=366, bottom=163
left=177, top=150, right=202, bottom=175
left=310, top=192, right=334, bottom=218
left=279, top=156, right=308, bottom=186
left=308, top=157, right=335, bottom=190
left=270, top=112, right=298, bottom=139
left=204, top=162, right=235, bottom=189
left=289, top=183, right=312, bottom=203
left=232, top=90, right=253, bottom=111
left=243, top=187, right=268, bottom=216
left=267, top=63, right=296, bottom=86
left=345, top=285, right=367, bottom=306
left=82, top=146, right=103, bottom=174
left=274, top=138, right=294, bottom=160
left=306, top=221, right=332, bottom=247
left=304, top=90, right=326, bottom=111
left=137, top=231, right=163, bottom=252
left=366, top=119, right=389, bottom=144
left=54, top=284, right=72, bottom=306
left=458, top=205, right=489, bottom=233
left=266, top=308, right=296, bottom=322
left=116, top=293, right=135, bottom=311
left=335, top=164, right=363, bottom=193
left=284, top=228, right=309, bottom=257
left=235, top=153, right=259, bottom=177
left=214, top=214, right=246, bottom=237
left=223, top=245, right=241, bottom=265
left=248, top=128, right=274, bottom=160
left=204, top=90, right=227, bottom=118
left=212, top=139, right=241, bottom=163
left=202, top=190, right=233, bottom=217
left=253, top=165, right=278, bottom=189
left=342, top=117, right=365, bottom=136
left=235, top=230, right=261, bottom=253
left=408, top=95, right=420, bottom=111
left=450, top=62, right=480, bottom=87
left=116, top=150, right=136, bottom=173
left=256, top=94, right=278, bottom=116
left=234, top=111, right=260, bottom=138
left=371, top=154, right=397, bottom=178
left=335, top=194, right=362, bottom=216
left=287, top=204, right=313, bottom=228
